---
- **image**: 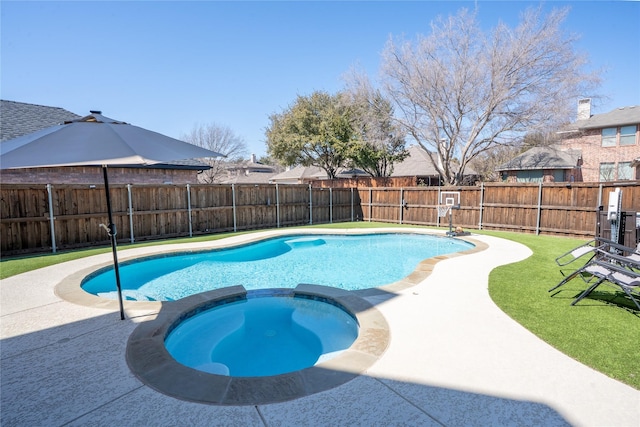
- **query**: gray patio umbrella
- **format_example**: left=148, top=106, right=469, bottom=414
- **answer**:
left=0, top=111, right=224, bottom=320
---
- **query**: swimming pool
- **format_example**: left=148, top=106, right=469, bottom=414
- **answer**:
left=165, top=291, right=359, bottom=377
left=126, top=284, right=390, bottom=405
left=82, top=233, right=474, bottom=301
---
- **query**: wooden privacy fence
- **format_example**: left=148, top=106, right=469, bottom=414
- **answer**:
left=358, top=181, right=639, bottom=245
left=1, top=181, right=638, bottom=255
left=0, top=184, right=359, bottom=255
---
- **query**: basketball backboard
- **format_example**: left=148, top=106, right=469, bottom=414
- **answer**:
left=439, top=191, right=460, bottom=208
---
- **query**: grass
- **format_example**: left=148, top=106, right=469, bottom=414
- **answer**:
left=1, top=221, right=638, bottom=389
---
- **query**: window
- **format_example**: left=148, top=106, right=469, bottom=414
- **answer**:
left=552, top=170, right=565, bottom=182
left=618, top=162, right=633, bottom=180
left=599, top=163, right=615, bottom=181
left=516, top=170, right=543, bottom=183
left=601, top=128, right=617, bottom=147
left=620, top=125, right=637, bottom=146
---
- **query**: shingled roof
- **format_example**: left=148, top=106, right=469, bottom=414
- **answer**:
left=496, top=145, right=581, bottom=171
left=0, top=100, right=81, bottom=142
left=565, top=105, right=640, bottom=132
left=391, top=145, right=439, bottom=177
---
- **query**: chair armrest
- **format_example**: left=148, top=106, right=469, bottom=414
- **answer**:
left=555, top=239, right=598, bottom=266
left=595, top=237, right=638, bottom=256
left=594, top=248, right=640, bottom=268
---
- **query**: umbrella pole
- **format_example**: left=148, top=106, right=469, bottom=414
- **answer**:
left=103, top=165, right=125, bottom=320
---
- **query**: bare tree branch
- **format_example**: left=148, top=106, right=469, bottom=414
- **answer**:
left=342, top=69, right=409, bottom=176
left=181, top=123, right=247, bottom=183
left=380, top=6, right=601, bottom=184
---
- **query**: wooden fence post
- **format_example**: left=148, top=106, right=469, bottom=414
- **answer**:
left=186, top=184, right=193, bottom=238
left=536, top=182, right=543, bottom=235
left=309, top=184, right=313, bottom=225
left=330, top=187, right=334, bottom=222
left=399, top=188, right=404, bottom=224
left=597, top=183, right=603, bottom=207
left=127, top=184, right=135, bottom=243
left=478, top=182, right=485, bottom=230
left=436, top=187, right=442, bottom=227
left=351, top=187, right=354, bottom=222
left=232, top=184, right=237, bottom=232
left=46, top=184, right=57, bottom=253
left=276, top=183, right=280, bottom=228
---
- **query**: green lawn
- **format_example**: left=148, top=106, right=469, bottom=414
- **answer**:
left=1, top=222, right=638, bottom=389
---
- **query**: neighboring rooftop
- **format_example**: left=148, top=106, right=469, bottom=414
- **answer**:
left=270, top=165, right=329, bottom=183
left=269, top=145, right=479, bottom=183
left=568, top=105, right=640, bottom=131
left=226, top=154, right=277, bottom=174
left=391, top=144, right=439, bottom=177
left=496, top=145, right=582, bottom=171
left=0, top=100, right=81, bottom=142
left=218, top=171, right=279, bottom=184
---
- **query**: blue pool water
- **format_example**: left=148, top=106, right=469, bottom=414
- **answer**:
left=82, top=233, right=473, bottom=301
left=164, top=294, right=359, bottom=377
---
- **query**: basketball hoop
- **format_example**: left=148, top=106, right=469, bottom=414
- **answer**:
left=437, top=204, right=451, bottom=218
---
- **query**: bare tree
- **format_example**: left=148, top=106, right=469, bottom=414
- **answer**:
left=470, top=130, right=561, bottom=182
left=342, top=70, right=408, bottom=177
left=380, top=6, right=600, bottom=185
left=181, top=123, right=247, bottom=183
left=469, top=145, right=522, bottom=182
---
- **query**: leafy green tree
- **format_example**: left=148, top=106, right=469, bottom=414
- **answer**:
left=266, top=91, right=355, bottom=179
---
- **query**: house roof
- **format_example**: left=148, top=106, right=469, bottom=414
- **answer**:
left=218, top=172, right=279, bottom=184
left=270, top=166, right=328, bottom=182
left=391, top=144, right=477, bottom=176
left=1, top=100, right=81, bottom=142
left=270, top=144, right=478, bottom=182
left=270, top=166, right=371, bottom=183
left=496, top=145, right=581, bottom=171
left=226, top=159, right=276, bottom=173
left=566, top=105, right=640, bottom=131
left=391, top=145, right=439, bottom=177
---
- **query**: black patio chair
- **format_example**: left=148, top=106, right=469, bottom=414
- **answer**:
left=554, top=237, right=638, bottom=280
left=549, top=246, right=640, bottom=311
left=555, top=238, right=602, bottom=267
left=569, top=258, right=640, bottom=311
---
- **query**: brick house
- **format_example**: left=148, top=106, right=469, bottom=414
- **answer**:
left=498, top=99, right=640, bottom=183
left=1, top=100, right=210, bottom=185
left=560, top=100, right=640, bottom=181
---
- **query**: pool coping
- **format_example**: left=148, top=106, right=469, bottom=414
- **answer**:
left=126, top=284, right=390, bottom=405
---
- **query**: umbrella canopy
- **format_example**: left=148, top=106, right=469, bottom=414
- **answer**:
left=0, top=111, right=221, bottom=168
left=0, top=111, right=225, bottom=320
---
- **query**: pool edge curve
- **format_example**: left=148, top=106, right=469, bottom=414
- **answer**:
left=125, top=284, right=390, bottom=405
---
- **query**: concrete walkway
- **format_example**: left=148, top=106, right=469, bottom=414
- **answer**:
left=1, top=229, right=638, bottom=426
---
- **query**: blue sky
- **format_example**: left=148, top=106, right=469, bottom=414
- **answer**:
left=2, top=1, right=639, bottom=157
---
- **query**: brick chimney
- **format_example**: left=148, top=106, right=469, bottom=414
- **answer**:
left=577, top=98, right=591, bottom=121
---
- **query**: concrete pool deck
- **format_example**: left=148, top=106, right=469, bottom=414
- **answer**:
left=1, top=228, right=638, bottom=426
